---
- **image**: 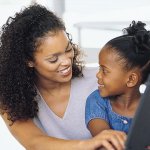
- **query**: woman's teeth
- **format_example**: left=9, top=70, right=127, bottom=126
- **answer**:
left=59, top=67, right=71, bottom=75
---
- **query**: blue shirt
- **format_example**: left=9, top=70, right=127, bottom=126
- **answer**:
left=85, top=89, right=132, bottom=134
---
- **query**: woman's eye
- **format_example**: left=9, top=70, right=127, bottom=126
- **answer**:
left=66, top=47, right=73, bottom=53
left=48, top=57, right=58, bottom=63
left=65, top=42, right=74, bottom=53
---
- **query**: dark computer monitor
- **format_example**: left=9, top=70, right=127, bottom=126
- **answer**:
left=126, top=75, right=150, bottom=150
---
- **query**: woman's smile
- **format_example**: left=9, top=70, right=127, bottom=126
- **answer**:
left=58, top=66, right=72, bottom=76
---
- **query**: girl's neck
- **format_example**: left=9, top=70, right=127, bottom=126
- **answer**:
left=110, top=89, right=141, bottom=109
left=110, top=88, right=141, bottom=118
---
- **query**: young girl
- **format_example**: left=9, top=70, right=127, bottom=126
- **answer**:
left=85, top=21, right=150, bottom=137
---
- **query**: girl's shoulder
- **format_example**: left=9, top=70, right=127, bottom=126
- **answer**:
left=87, top=89, right=109, bottom=108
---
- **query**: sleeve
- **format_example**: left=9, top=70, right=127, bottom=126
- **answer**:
left=85, top=90, right=109, bottom=127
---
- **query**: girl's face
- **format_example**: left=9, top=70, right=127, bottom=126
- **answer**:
left=30, top=30, right=74, bottom=84
left=96, top=46, right=130, bottom=98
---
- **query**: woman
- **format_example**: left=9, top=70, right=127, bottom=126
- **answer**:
left=0, top=4, right=126, bottom=150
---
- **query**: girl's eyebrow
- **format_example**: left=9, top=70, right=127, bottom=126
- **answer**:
left=45, top=41, right=70, bottom=58
left=100, top=65, right=110, bottom=70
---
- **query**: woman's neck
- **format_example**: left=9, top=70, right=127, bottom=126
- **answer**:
left=35, top=79, right=71, bottom=95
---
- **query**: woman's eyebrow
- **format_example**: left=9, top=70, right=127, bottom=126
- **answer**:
left=45, top=41, right=70, bottom=58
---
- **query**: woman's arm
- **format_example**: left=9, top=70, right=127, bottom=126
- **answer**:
left=88, top=119, right=126, bottom=149
left=1, top=114, right=126, bottom=150
left=2, top=113, right=81, bottom=150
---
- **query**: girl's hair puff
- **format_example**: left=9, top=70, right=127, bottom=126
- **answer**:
left=105, top=21, right=150, bottom=83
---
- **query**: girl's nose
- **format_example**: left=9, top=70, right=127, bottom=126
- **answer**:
left=96, top=71, right=101, bottom=79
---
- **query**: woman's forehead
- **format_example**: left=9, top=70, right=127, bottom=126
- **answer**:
left=35, top=30, right=69, bottom=53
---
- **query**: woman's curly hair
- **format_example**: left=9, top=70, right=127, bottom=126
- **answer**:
left=0, top=4, right=83, bottom=123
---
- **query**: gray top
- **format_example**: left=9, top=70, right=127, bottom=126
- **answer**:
left=34, top=67, right=98, bottom=140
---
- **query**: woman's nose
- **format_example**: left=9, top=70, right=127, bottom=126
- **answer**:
left=59, top=55, right=70, bottom=65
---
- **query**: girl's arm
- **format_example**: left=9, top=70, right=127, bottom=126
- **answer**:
left=2, top=114, right=126, bottom=150
left=88, top=119, right=110, bottom=136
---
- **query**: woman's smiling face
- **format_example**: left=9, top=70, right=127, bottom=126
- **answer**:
left=30, top=30, right=74, bottom=84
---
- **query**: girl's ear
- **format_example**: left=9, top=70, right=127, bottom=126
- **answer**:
left=126, top=73, right=139, bottom=87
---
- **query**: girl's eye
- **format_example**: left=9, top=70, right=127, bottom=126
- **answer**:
left=103, top=69, right=107, bottom=74
left=102, top=68, right=109, bottom=74
left=99, top=66, right=108, bottom=74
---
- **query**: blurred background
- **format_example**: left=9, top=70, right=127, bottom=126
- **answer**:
left=0, top=0, right=150, bottom=149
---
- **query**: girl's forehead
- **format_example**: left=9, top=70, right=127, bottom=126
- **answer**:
left=99, top=46, right=125, bottom=68
left=99, top=46, right=119, bottom=58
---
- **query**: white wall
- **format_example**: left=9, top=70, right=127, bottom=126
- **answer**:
left=0, top=117, right=25, bottom=150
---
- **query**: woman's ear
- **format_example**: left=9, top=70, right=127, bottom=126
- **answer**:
left=126, top=73, right=139, bottom=87
left=27, top=61, right=34, bottom=68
